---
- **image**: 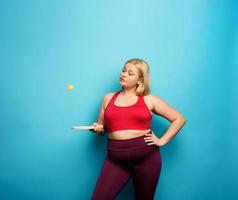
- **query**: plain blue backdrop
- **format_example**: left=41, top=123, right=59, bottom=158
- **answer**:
left=0, top=0, right=237, bottom=199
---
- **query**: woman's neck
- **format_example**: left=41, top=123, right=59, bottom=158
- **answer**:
left=121, top=88, right=137, bottom=96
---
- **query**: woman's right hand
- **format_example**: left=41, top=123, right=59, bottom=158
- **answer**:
left=90, top=122, right=104, bottom=135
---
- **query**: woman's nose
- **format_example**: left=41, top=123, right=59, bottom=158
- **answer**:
left=121, top=72, right=127, bottom=77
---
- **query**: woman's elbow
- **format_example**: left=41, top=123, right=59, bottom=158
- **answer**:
left=178, top=114, right=186, bottom=124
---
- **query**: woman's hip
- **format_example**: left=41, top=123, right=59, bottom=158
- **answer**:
left=106, top=131, right=160, bottom=165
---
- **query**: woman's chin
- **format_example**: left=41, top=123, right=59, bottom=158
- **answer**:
left=119, top=82, right=125, bottom=86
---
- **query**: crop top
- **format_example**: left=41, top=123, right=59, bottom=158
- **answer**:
left=104, top=90, right=152, bottom=133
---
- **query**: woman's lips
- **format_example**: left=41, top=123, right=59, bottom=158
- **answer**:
left=120, top=78, right=126, bottom=82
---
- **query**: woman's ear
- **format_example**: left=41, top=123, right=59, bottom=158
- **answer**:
left=137, top=79, right=142, bottom=85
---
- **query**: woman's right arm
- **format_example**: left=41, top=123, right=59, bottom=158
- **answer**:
left=91, top=93, right=112, bottom=136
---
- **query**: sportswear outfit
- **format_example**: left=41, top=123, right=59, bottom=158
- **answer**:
left=91, top=91, right=162, bottom=200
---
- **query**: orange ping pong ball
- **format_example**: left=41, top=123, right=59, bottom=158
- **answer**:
left=67, top=85, right=74, bottom=91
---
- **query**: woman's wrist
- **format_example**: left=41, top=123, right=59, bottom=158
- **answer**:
left=156, top=138, right=167, bottom=147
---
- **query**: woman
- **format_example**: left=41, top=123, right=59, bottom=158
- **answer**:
left=90, top=58, right=186, bottom=200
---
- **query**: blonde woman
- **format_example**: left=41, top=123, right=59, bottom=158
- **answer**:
left=90, top=58, right=186, bottom=200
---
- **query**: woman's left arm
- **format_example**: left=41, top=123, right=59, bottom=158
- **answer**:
left=150, top=95, right=187, bottom=146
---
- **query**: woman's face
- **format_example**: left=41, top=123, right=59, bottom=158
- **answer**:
left=119, top=63, right=142, bottom=87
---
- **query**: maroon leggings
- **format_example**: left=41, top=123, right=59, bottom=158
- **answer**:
left=91, top=131, right=162, bottom=200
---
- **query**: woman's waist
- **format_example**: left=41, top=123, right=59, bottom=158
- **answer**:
left=107, top=129, right=152, bottom=151
left=108, top=129, right=151, bottom=140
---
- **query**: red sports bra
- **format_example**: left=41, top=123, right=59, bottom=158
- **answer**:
left=104, top=90, right=152, bottom=133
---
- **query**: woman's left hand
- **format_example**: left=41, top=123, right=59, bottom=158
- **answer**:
left=144, top=131, right=166, bottom=147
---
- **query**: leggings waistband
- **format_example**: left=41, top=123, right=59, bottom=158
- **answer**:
left=107, top=130, right=152, bottom=151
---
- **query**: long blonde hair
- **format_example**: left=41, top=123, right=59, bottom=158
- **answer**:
left=122, top=58, right=151, bottom=96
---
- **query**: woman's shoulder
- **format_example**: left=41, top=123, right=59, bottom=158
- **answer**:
left=143, top=93, right=154, bottom=100
left=104, top=91, right=118, bottom=99
left=143, top=93, right=161, bottom=100
left=143, top=93, right=163, bottom=106
left=102, top=91, right=118, bottom=108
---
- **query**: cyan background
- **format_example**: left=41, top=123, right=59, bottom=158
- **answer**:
left=1, top=0, right=237, bottom=199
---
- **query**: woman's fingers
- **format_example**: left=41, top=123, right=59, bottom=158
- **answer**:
left=144, top=131, right=155, bottom=144
left=90, top=122, right=97, bottom=132
left=91, top=122, right=104, bottom=133
left=147, top=142, right=156, bottom=145
left=144, top=137, right=153, bottom=142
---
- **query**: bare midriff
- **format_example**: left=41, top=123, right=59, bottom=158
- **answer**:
left=108, top=129, right=151, bottom=140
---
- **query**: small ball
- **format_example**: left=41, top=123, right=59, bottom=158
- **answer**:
left=67, top=85, right=74, bottom=91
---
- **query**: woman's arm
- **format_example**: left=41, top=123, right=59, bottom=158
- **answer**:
left=150, top=95, right=186, bottom=145
left=92, top=93, right=112, bottom=136
left=97, top=95, right=106, bottom=136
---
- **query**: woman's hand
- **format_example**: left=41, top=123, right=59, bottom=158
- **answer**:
left=90, top=122, right=104, bottom=135
left=144, top=131, right=166, bottom=147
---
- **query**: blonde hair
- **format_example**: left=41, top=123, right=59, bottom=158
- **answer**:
left=122, top=58, right=151, bottom=96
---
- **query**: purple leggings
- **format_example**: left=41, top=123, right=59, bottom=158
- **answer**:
left=91, top=130, right=162, bottom=200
